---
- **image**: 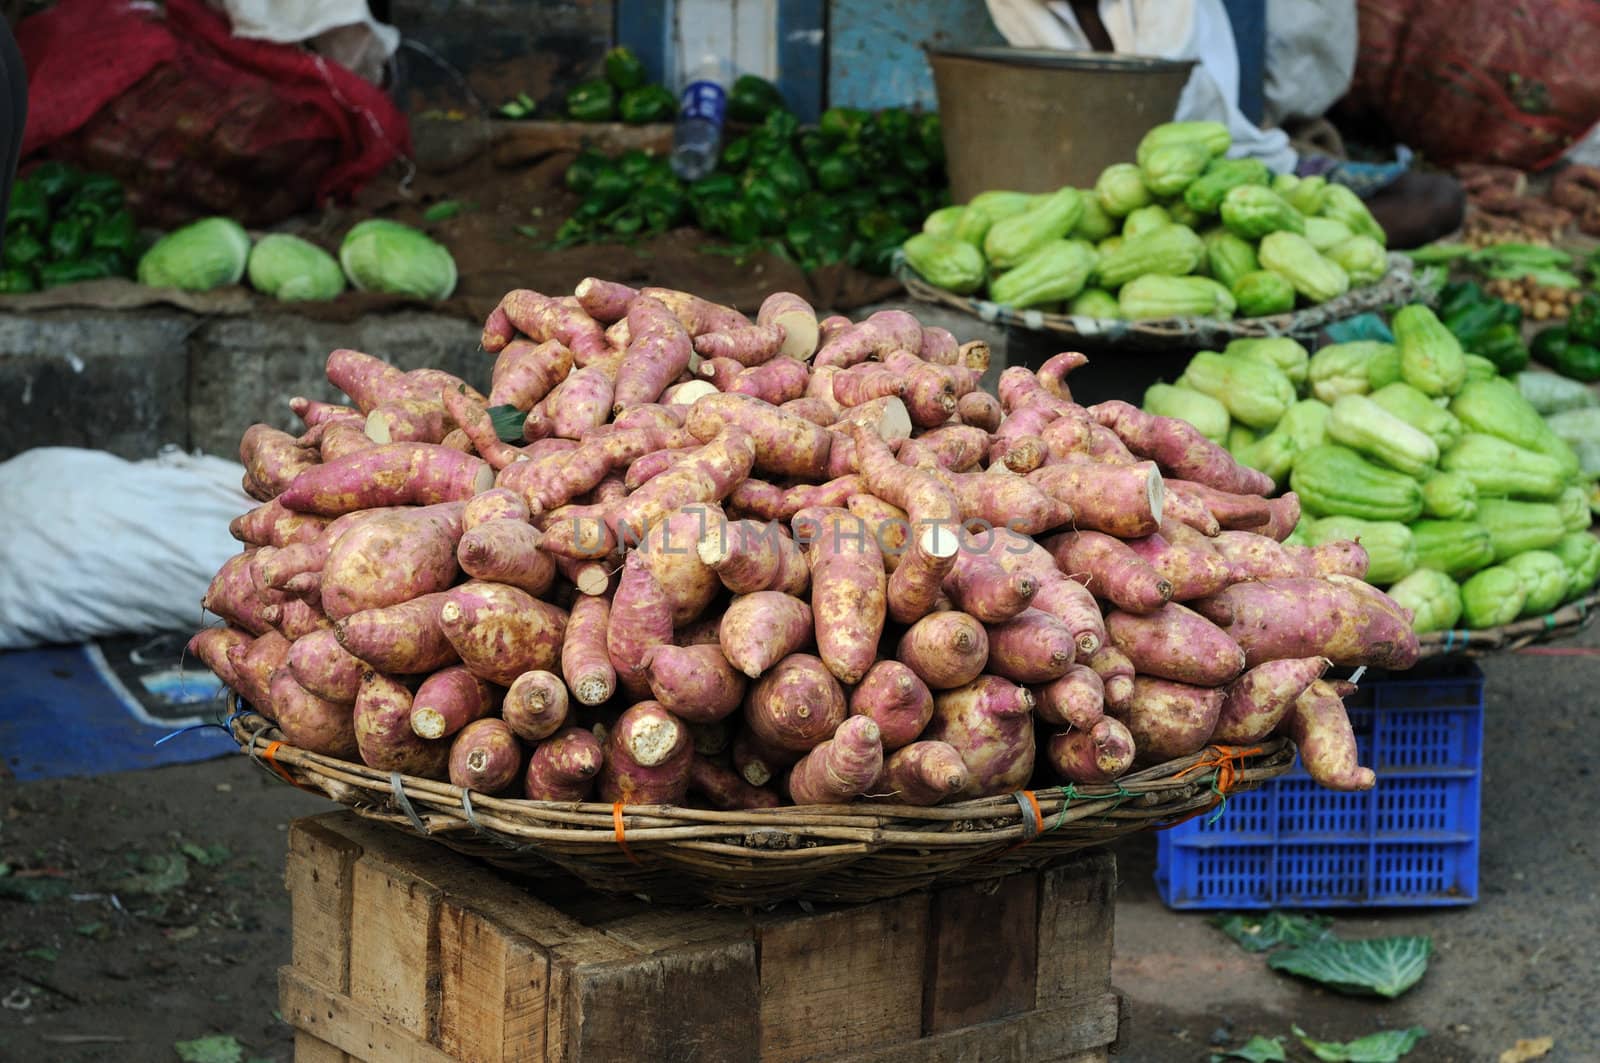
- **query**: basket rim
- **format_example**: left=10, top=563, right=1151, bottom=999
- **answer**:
left=894, top=252, right=1427, bottom=347
left=1415, top=589, right=1599, bottom=658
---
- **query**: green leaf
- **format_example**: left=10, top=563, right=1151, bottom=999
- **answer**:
left=113, top=852, right=190, bottom=896
left=1212, top=911, right=1334, bottom=953
left=0, top=876, right=70, bottom=903
left=75, top=922, right=107, bottom=938
left=1293, top=1025, right=1427, bottom=1062
left=23, top=947, right=58, bottom=962
left=486, top=404, right=529, bottom=443
left=1268, top=936, right=1432, bottom=998
left=0, top=862, right=11, bottom=877
left=180, top=843, right=231, bottom=867
left=423, top=200, right=468, bottom=223
left=174, top=1034, right=245, bottom=1063
left=1210, top=1034, right=1288, bottom=1062
left=514, top=225, right=543, bottom=241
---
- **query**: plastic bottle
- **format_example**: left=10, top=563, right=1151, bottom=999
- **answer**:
left=670, top=56, right=732, bottom=181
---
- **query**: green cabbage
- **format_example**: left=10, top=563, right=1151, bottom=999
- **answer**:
left=247, top=234, right=346, bottom=302
left=136, top=218, right=251, bottom=291
left=339, top=220, right=457, bottom=300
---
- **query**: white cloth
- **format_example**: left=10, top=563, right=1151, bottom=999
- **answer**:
left=1262, top=0, right=1357, bottom=126
left=984, top=0, right=1299, bottom=172
left=0, top=447, right=252, bottom=650
left=214, top=0, right=400, bottom=84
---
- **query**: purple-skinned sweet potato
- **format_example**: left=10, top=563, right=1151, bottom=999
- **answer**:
left=636, top=504, right=723, bottom=626
left=1026, top=460, right=1165, bottom=539
left=334, top=592, right=457, bottom=674
left=849, top=660, right=935, bottom=750
left=1192, top=577, right=1420, bottom=669
left=597, top=702, right=693, bottom=804
left=644, top=643, right=747, bottom=723
left=448, top=718, right=523, bottom=794
left=1045, top=530, right=1172, bottom=614
left=1045, top=717, right=1135, bottom=784
left=1034, top=665, right=1105, bottom=730
left=227, top=631, right=291, bottom=717
left=502, top=670, right=570, bottom=742
left=319, top=503, right=466, bottom=619
left=746, top=653, right=848, bottom=754
left=438, top=580, right=568, bottom=686
left=802, top=509, right=887, bottom=685
left=1105, top=603, right=1246, bottom=687
left=1108, top=677, right=1224, bottom=762
left=188, top=626, right=252, bottom=691
left=410, top=665, right=497, bottom=740
left=458, top=520, right=556, bottom=597
left=606, top=552, right=674, bottom=698
left=523, top=727, right=604, bottom=801
left=985, top=608, right=1078, bottom=684
left=279, top=444, right=493, bottom=516
left=353, top=671, right=449, bottom=778
left=923, top=676, right=1036, bottom=798
left=689, top=755, right=782, bottom=809
left=718, top=591, right=814, bottom=678
left=1089, top=400, right=1273, bottom=496
left=1121, top=533, right=1234, bottom=601
left=871, top=740, right=970, bottom=806
left=286, top=628, right=365, bottom=704
left=1212, top=656, right=1329, bottom=745
left=1084, top=645, right=1136, bottom=711
left=787, top=716, right=883, bottom=804
left=895, top=610, right=989, bottom=690
left=561, top=594, right=616, bottom=706
left=1286, top=679, right=1375, bottom=791
left=269, top=670, right=358, bottom=758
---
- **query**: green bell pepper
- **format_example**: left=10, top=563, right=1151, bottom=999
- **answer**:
left=7, top=177, right=47, bottom=232
left=566, top=79, right=617, bottom=122
left=587, top=166, right=635, bottom=211
left=837, top=187, right=878, bottom=218
left=604, top=47, right=647, bottom=92
left=1533, top=325, right=1600, bottom=381
left=742, top=177, right=789, bottom=235
left=73, top=172, right=124, bottom=206
left=38, top=257, right=115, bottom=287
left=728, top=74, right=786, bottom=123
left=764, top=151, right=812, bottom=199
left=617, top=150, right=656, bottom=180
left=0, top=267, right=36, bottom=293
left=1569, top=291, right=1600, bottom=345
left=82, top=249, right=128, bottom=277
left=855, top=209, right=904, bottom=243
left=787, top=213, right=852, bottom=270
left=48, top=217, right=90, bottom=260
left=697, top=198, right=760, bottom=245
left=819, top=107, right=868, bottom=142
left=636, top=185, right=687, bottom=232
left=619, top=85, right=675, bottom=124
left=870, top=108, right=914, bottom=148
left=720, top=135, right=753, bottom=172
left=27, top=161, right=80, bottom=204
left=689, top=172, right=739, bottom=203
left=761, top=109, right=799, bottom=142
left=1473, top=321, right=1530, bottom=374
left=3, top=231, right=45, bottom=269
left=813, top=153, right=857, bottom=193
left=918, top=113, right=944, bottom=163
left=566, top=149, right=609, bottom=194
left=91, top=209, right=139, bottom=260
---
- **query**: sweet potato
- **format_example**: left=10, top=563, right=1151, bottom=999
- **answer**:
left=942, top=547, right=1037, bottom=623
left=286, top=628, right=363, bottom=704
left=325, top=348, right=413, bottom=413
left=1034, top=665, right=1105, bottom=729
left=1213, top=656, right=1329, bottom=745
left=896, top=610, right=989, bottom=690
left=1164, top=479, right=1271, bottom=531
left=623, top=446, right=694, bottom=490
left=280, top=444, right=492, bottom=517
left=758, top=291, right=819, bottom=362
left=463, top=487, right=530, bottom=529
left=1090, top=400, right=1274, bottom=496
left=270, top=670, right=359, bottom=758
left=1208, top=531, right=1309, bottom=581
left=1040, top=414, right=1138, bottom=468
left=1037, top=351, right=1088, bottom=401
left=291, top=396, right=361, bottom=429
left=319, top=503, right=465, bottom=619
left=880, top=351, right=958, bottom=428
left=364, top=398, right=448, bottom=446
left=1295, top=540, right=1370, bottom=580
left=456, top=520, right=557, bottom=597
left=1045, top=530, right=1172, bottom=614
left=873, top=741, right=969, bottom=805
left=320, top=422, right=379, bottom=461
left=694, top=324, right=787, bottom=367
left=536, top=502, right=615, bottom=560
left=985, top=609, right=1078, bottom=683
left=204, top=551, right=281, bottom=634
left=1121, top=533, right=1234, bottom=601
left=263, top=597, right=331, bottom=641
left=958, top=339, right=990, bottom=373
left=719, top=592, right=814, bottom=678
left=1159, top=488, right=1223, bottom=537
left=645, top=643, right=747, bottom=723
left=804, top=510, right=887, bottom=684
left=230, top=499, right=328, bottom=549
left=1110, top=677, right=1225, bottom=761
left=438, top=385, right=523, bottom=470
left=1085, top=645, right=1136, bottom=710
left=990, top=531, right=1105, bottom=655
left=696, top=355, right=744, bottom=392
left=481, top=303, right=515, bottom=352
left=956, top=390, right=1002, bottom=432
left=781, top=396, right=841, bottom=427
left=334, top=592, right=457, bottom=674
left=897, top=424, right=990, bottom=472
left=698, top=518, right=809, bottom=596
left=544, top=366, right=614, bottom=439
left=686, top=392, right=833, bottom=480
left=817, top=314, right=851, bottom=344
left=227, top=631, right=291, bottom=715
left=1106, top=604, right=1246, bottom=687
left=997, top=366, right=1060, bottom=414
left=787, top=717, right=884, bottom=804
left=409, top=665, right=497, bottom=741
left=502, top=669, right=570, bottom=742
left=689, top=755, right=782, bottom=809
left=489, top=338, right=573, bottom=411
left=1027, top=461, right=1164, bottom=539
left=917, top=325, right=960, bottom=365
left=448, top=718, right=523, bottom=794
left=1193, top=577, right=1420, bottom=669
left=573, top=276, right=638, bottom=322
left=846, top=494, right=911, bottom=570
left=923, top=676, right=1035, bottom=798
left=353, top=671, right=449, bottom=777
left=558, top=594, right=615, bottom=706
left=850, top=660, right=935, bottom=750
left=636, top=504, right=722, bottom=626
left=500, top=290, right=611, bottom=366
left=1045, top=717, right=1134, bottom=784
left=606, top=552, right=674, bottom=698
left=438, top=580, right=568, bottom=686
left=607, top=429, right=757, bottom=545
left=597, top=701, right=693, bottom=804
left=934, top=468, right=1064, bottom=535
left=524, top=727, right=604, bottom=801
left=1260, top=493, right=1302, bottom=542
left=732, top=726, right=794, bottom=787
left=1286, top=679, right=1374, bottom=791
left=990, top=403, right=1059, bottom=464
left=746, top=653, right=848, bottom=753
left=663, top=379, right=719, bottom=406
left=814, top=310, right=923, bottom=369
left=188, top=626, right=252, bottom=690
left=641, top=286, right=751, bottom=336
left=614, top=294, right=695, bottom=411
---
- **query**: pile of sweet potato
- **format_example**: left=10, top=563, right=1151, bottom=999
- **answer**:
left=192, top=280, right=1420, bottom=809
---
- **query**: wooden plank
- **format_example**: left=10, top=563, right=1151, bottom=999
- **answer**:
left=1036, top=853, right=1116, bottom=1007
left=437, top=901, right=548, bottom=1063
left=491, top=121, right=675, bottom=167
left=286, top=817, right=362, bottom=993
left=544, top=934, right=647, bottom=1063
left=293, top=1030, right=350, bottom=1063
left=347, top=855, right=441, bottom=1038
left=281, top=967, right=458, bottom=1063
left=827, top=992, right=1121, bottom=1063
left=564, top=941, right=761, bottom=1063
left=592, top=906, right=751, bottom=955
left=922, top=873, right=1039, bottom=1035
left=757, top=893, right=929, bottom=1062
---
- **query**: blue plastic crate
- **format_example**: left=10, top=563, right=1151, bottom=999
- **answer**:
left=1155, top=660, right=1483, bottom=909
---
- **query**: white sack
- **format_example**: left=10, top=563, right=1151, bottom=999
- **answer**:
left=215, top=0, right=400, bottom=84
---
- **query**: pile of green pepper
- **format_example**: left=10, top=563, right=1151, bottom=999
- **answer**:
left=559, top=82, right=949, bottom=276
left=2, top=162, right=141, bottom=293
left=1532, top=291, right=1600, bottom=382
left=563, top=47, right=677, bottom=125
left=1438, top=281, right=1529, bottom=374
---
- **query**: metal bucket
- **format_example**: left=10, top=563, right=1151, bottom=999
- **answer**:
left=927, top=48, right=1195, bottom=203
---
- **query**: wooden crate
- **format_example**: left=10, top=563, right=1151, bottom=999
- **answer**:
left=282, top=811, right=1124, bottom=1063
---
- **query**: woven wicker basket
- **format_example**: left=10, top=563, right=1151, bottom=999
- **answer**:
left=1415, top=591, right=1598, bottom=660
left=897, top=253, right=1429, bottom=350
left=231, top=714, right=1294, bottom=906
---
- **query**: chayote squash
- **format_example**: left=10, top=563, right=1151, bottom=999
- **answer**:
left=1140, top=141, right=1210, bottom=198
left=1386, top=568, right=1463, bottom=633
left=1232, top=270, right=1296, bottom=317
left=1070, top=287, right=1122, bottom=319
left=1551, top=531, right=1600, bottom=600
left=1303, top=216, right=1354, bottom=252
left=1220, top=186, right=1306, bottom=239
left=984, top=187, right=1084, bottom=271
left=1181, top=350, right=1295, bottom=429
left=1450, top=377, right=1581, bottom=479
left=1096, top=224, right=1205, bottom=288
left=1072, top=193, right=1117, bottom=242
left=987, top=239, right=1095, bottom=308
left=1258, top=231, right=1349, bottom=303
left=1135, top=121, right=1231, bottom=167
left=1410, top=519, right=1496, bottom=579
left=1420, top=471, right=1479, bottom=520
left=922, top=205, right=967, bottom=239
left=1327, top=393, right=1440, bottom=477
left=1143, top=382, right=1230, bottom=444
left=1290, top=444, right=1423, bottom=521
left=1122, top=204, right=1172, bottom=240
left=1557, top=484, right=1591, bottom=533
left=902, top=233, right=985, bottom=295
left=1475, top=498, right=1567, bottom=561
left=1119, top=275, right=1234, bottom=320
left=1325, top=235, right=1387, bottom=285
left=1225, top=336, right=1310, bottom=387
left=1306, top=515, right=1417, bottom=586
left=1393, top=304, right=1467, bottom=398
left=1505, top=550, right=1570, bottom=616
left=1204, top=229, right=1259, bottom=290
left=1317, top=183, right=1387, bottom=244
left=1460, top=565, right=1526, bottom=628
left=1184, top=157, right=1271, bottom=214
left=1095, top=163, right=1152, bottom=218
left=1441, top=433, right=1569, bottom=501
left=1308, top=341, right=1392, bottom=404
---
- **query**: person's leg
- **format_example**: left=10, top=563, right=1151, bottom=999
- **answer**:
left=0, top=15, right=29, bottom=260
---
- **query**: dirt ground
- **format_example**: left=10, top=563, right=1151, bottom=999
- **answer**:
left=2, top=618, right=1596, bottom=1063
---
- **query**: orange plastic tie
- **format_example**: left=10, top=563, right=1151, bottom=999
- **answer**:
left=1165, top=744, right=1264, bottom=827
left=260, top=740, right=313, bottom=793
left=611, top=802, right=640, bottom=865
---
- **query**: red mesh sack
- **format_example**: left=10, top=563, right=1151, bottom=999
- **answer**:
left=1345, top=0, right=1600, bottom=171
left=17, top=0, right=410, bottom=226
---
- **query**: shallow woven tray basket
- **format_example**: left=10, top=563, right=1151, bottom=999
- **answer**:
left=1415, top=591, right=1599, bottom=660
left=232, top=715, right=1293, bottom=906
left=896, top=253, right=1429, bottom=349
